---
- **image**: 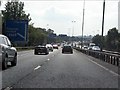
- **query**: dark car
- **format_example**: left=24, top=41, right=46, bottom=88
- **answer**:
left=62, top=45, right=73, bottom=54
left=34, top=45, right=49, bottom=55
left=0, top=34, right=17, bottom=70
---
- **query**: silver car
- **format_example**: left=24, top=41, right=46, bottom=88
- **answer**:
left=46, top=44, right=53, bottom=52
left=0, top=34, right=17, bottom=70
left=92, top=46, right=100, bottom=51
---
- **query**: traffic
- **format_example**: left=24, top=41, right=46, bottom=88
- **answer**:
left=0, top=0, right=119, bottom=89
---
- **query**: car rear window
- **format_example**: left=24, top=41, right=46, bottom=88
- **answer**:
left=64, top=46, right=71, bottom=49
left=0, top=37, right=5, bottom=44
left=0, top=37, right=2, bottom=44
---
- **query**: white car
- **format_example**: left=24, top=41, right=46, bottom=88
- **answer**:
left=46, top=44, right=53, bottom=52
left=82, top=46, right=88, bottom=50
left=92, top=46, right=100, bottom=51
left=0, top=34, right=17, bottom=70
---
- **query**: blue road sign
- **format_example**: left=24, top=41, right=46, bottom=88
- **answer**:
left=5, top=20, right=28, bottom=43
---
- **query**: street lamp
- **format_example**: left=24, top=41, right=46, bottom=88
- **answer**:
left=81, top=0, right=85, bottom=49
left=44, top=24, right=49, bottom=45
left=68, top=28, right=71, bottom=43
left=72, top=21, right=76, bottom=37
left=101, top=0, right=105, bottom=51
left=72, top=20, right=76, bottom=46
left=46, top=24, right=49, bottom=31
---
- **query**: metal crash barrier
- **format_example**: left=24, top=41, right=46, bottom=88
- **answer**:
left=74, top=47, right=120, bottom=66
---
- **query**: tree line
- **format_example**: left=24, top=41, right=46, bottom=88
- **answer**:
left=92, top=27, right=120, bottom=52
left=2, top=1, right=120, bottom=52
left=1, top=1, right=79, bottom=46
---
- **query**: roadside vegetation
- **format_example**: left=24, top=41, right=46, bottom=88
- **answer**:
left=1, top=1, right=120, bottom=52
left=92, top=28, right=120, bottom=52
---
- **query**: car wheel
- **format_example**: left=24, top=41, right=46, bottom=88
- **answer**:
left=34, top=50, right=38, bottom=55
left=45, top=53, right=48, bottom=55
left=11, top=55, right=17, bottom=66
left=2, top=55, right=8, bottom=70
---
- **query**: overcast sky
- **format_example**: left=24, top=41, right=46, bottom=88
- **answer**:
left=1, top=0, right=119, bottom=36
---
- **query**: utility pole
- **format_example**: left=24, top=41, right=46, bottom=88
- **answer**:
left=118, top=0, right=120, bottom=33
left=68, top=28, right=71, bottom=43
left=71, top=20, right=76, bottom=46
left=0, top=0, right=2, bottom=34
left=101, top=0, right=105, bottom=51
left=44, top=24, right=49, bottom=45
left=72, top=21, right=76, bottom=37
left=81, top=0, right=85, bottom=49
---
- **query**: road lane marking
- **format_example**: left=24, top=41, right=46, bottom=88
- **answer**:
left=34, top=66, right=41, bottom=70
left=52, top=55, right=55, bottom=57
left=88, top=59, right=120, bottom=76
left=47, top=59, right=50, bottom=61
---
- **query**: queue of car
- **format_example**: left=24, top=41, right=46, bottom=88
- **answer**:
left=0, top=34, right=61, bottom=70
left=81, top=43, right=100, bottom=51
left=34, top=43, right=59, bottom=55
left=0, top=34, right=101, bottom=71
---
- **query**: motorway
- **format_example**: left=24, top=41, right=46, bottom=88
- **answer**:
left=1, top=48, right=119, bottom=89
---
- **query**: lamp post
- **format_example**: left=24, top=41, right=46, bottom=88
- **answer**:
left=72, top=20, right=76, bottom=46
left=46, top=24, right=49, bottom=31
left=44, top=24, right=49, bottom=45
left=81, top=0, right=85, bottom=49
left=118, top=0, right=120, bottom=33
left=72, top=21, right=76, bottom=37
left=0, top=1, right=2, bottom=34
left=101, top=0, right=105, bottom=51
left=68, top=28, right=71, bottom=43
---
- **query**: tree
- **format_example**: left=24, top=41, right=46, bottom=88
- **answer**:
left=92, top=34, right=104, bottom=48
left=28, top=24, right=47, bottom=46
left=106, top=27, right=119, bottom=50
left=47, top=29, right=54, bottom=34
left=2, top=1, right=31, bottom=22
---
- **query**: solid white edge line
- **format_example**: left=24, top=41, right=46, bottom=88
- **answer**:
left=88, top=59, right=120, bottom=76
left=34, top=66, right=41, bottom=70
left=4, top=87, right=13, bottom=90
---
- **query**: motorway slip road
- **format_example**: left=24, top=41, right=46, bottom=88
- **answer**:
left=1, top=48, right=119, bottom=89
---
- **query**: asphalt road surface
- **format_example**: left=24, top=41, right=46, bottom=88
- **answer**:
left=1, top=48, right=119, bottom=89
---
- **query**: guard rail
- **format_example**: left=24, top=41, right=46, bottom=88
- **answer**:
left=74, top=47, right=120, bottom=66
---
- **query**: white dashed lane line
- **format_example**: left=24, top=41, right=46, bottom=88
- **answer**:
left=34, top=66, right=41, bottom=70
left=88, top=59, right=119, bottom=76
left=47, top=59, right=50, bottom=61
